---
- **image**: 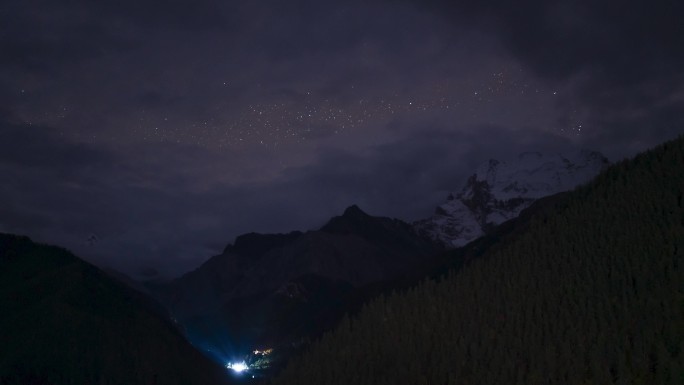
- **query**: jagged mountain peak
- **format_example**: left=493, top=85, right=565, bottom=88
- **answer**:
left=342, top=204, right=369, bottom=218
left=156, top=204, right=440, bottom=320
left=220, top=206, right=375, bottom=260
left=320, top=204, right=376, bottom=235
left=319, top=205, right=437, bottom=251
left=415, top=149, right=608, bottom=248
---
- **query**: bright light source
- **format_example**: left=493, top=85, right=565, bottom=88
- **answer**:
left=226, top=361, right=249, bottom=373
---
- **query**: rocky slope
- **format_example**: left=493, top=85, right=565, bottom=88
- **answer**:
left=147, top=206, right=442, bottom=360
left=415, top=150, right=609, bottom=247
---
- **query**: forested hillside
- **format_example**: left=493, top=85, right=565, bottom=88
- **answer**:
left=0, top=234, right=229, bottom=385
left=272, top=136, right=684, bottom=385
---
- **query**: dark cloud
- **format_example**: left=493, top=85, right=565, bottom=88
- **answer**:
left=408, top=0, right=684, bottom=141
left=0, top=122, right=113, bottom=168
left=2, top=0, right=681, bottom=278
left=91, top=0, right=230, bottom=29
left=1, top=3, right=128, bottom=73
left=410, top=0, right=684, bottom=80
left=0, top=0, right=230, bottom=78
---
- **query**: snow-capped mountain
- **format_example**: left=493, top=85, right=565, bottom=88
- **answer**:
left=415, top=150, right=609, bottom=248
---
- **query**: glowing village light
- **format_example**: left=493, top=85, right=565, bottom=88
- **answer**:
left=226, top=361, right=249, bottom=373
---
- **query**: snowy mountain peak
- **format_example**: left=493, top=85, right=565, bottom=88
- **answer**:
left=415, top=150, right=609, bottom=248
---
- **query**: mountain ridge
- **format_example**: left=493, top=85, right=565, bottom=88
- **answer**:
left=146, top=205, right=443, bottom=365
left=415, top=149, right=609, bottom=247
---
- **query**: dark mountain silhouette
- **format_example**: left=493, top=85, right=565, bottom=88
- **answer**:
left=0, top=233, right=230, bottom=385
left=273, top=135, right=684, bottom=385
left=147, top=206, right=442, bottom=366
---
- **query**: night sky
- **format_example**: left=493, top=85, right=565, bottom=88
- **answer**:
left=2, top=0, right=683, bottom=278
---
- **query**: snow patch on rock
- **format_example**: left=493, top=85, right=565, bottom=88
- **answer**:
left=414, top=150, right=609, bottom=248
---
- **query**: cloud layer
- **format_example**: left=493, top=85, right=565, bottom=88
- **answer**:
left=2, top=0, right=682, bottom=277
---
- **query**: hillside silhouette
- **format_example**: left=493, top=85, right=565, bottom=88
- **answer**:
left=0, top=234, right=230, bottom=385
left=273, top=135, right=684, bottom=385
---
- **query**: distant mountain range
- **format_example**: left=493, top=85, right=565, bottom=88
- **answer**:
left=415, top=150, right=609, bottom=247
